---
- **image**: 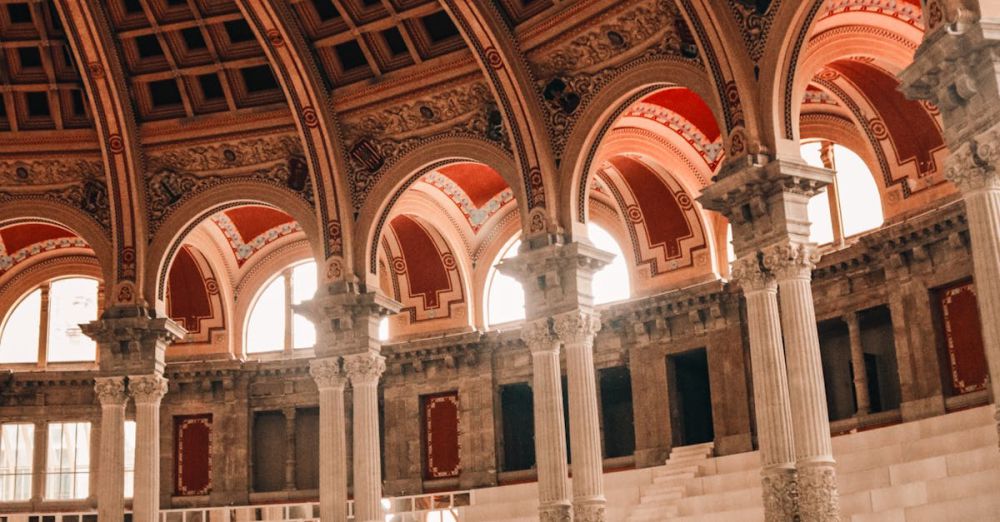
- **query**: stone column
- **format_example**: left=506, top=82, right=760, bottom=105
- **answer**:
left=730, top=258, right=798, bottom=521
left=129, top=374, right=168, bottom=522
left=844, top=312, right=871, bottom=416
left=766, top=244, right=840, bottom=521
left=309, top=357, right=349, bottom=522
left=94, top=377, right=128, bottom=522
left=284, top=407, right=297, bottom=491
left=521, top=319, right=572, bottom=522
left=344, top=353, right=385, bottom=522
left=553, top=311, right=605, bottom=521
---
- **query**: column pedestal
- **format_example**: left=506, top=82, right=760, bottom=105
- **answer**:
left=129, top=375, right=168, bottom=522
left=309, top=357, right=349, bottom=522
left=731, top=258, right=798, bottom=521
left=95, top=377, right=128, bottom=522
left=344, top=353, right=386, bottom=522
left=767, top=243, right=840, bottom=521
left=554, top=311, right=606, bottom=522
left=521, top=320, right=572, bottom=522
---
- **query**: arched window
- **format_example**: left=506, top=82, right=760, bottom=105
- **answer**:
left=801, top=141, right=884, bottom=245
left=245, top=261, right=317, bottom=355
left=0, top=277, right=99, bottom=365
left=484, top=224, right=630, bottom=328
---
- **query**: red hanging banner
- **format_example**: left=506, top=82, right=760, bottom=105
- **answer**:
left=423, top=392, right=460, bottom=480
left=175, top=414, right=212, bottom=496
left=940, top=282, right=989, bottom=395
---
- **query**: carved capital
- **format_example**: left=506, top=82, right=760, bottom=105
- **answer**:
left=94, top=376, right=128, bottom=406
left=797, top=465, right=840, bottom=522
left=761, top=468, right=798, bottom=522
left=309, top=357, right=347, bottom=390
left=730, top=256, right=773, bottom=292
left=520, top=319, right=558, bottom=354
left=343, top=353, right=386, bottom=385
left=128, top=374, right=168, bottom=404
left=552, top=310, right=600, bottom=347
left=945, top=135, right=1000, bottom=192
left=762, top=242, right=819, bottom=281
left=538, top=503, right=572, bottom=522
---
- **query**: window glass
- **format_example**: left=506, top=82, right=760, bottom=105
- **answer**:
left=45, top=422, right=90, bottom=500
left=0, top=289, right=41, bottom=364
left=588, top=223, right=629, bottom=305
left=486, top=239, right=524, bottom=327
left=833, top=146, right=884, bottom=236
left=378, top=316, right=389, bottom=342
left=807, top=188, right=835, bottom=245
left=46, top=278, right=98, bottom=362
left=246, top=274, right=286, bottom=354
left=0, top=423, right=34, bottom=501
left=291, top=262, right=317, bottom=349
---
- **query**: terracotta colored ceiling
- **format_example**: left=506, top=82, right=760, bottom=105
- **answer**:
left=826, top=59, right=944, bottom=176
left=211, top=205, right=301, bottom=267
left=421, top=163, right=514, bottom=233
left=167, top=246, right=215, bottom=335
left=640, top=88, right=721, bottom=142
left=388, top=215, right=452, bottom=310
left=608, top=156, right=693, bottom=259
left=437, top=163, right=509, bottom=207
left=0, top=222, right=87, bottom=274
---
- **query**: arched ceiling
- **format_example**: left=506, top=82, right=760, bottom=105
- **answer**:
left=0, top=222, right=89, bottom=276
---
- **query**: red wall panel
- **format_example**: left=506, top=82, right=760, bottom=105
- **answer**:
left=939, top=282, right=989, bottom=395
left=423, top=392, right=460, bottom=480
left=175, top=414, right=212, bottom=496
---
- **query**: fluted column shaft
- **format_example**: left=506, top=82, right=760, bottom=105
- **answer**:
left=961, top=184, right=1000, bottom=442
left=554, top=311, right=605, bottom=522
left=844, top=313, right=871, bottom=416
left=345, top=353, right=385, bottom=522
left=129, top=375, right=167, bottom=522
left=522, top=320, right=571, bottom=522
left=732, top=258, right=797, bottom=521
left=310, top=358, right=349, bottom=522
left=768, top=244, right=840, bottom=522
left=95, top=377, right=128, bottom=522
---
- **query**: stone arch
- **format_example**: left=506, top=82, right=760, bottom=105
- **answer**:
left=146, top=182, right=321, bottom=316
left=560, top=59, right=721, bottom=238
left=354, top=137, right=522, bottom=286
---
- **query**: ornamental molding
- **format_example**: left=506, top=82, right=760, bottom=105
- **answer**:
left=94, top=376, right=128, bottom=406
left=420, top=171, right=515, bottom=233
left=944, top=129, right=1000, bottom=192
left=822, top=0, right=923, bottom=27
left=520, top=318, right=558, bottom=353
left=730, top=255, right=773, bottom=292
left=145, top=135, right=302, bottom=174
left=797, top=465, right=841, bottom=521
left=128, top=374, right=168, bottom=404
left=761, top=469, right=799, bottom=522
left=0, top=158, right=103, bottom=186
left=728, top=0, right=781, bottom=63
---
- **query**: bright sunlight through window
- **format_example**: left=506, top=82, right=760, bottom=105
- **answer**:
left=801, top=142, right=884, bottom=245
left=246, top=261, right=317, bottom=354
left=485, top=224, right=629, bottom=328
left=0, top=278, right=97, bottom=365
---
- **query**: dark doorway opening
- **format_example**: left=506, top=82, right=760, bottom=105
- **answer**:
left=668, top=348, right=714, bottom=446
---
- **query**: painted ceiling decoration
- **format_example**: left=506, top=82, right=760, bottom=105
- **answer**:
left=601, top=156, right=708, bottom=277
left=420, top=163, right=514, bottom=233
left=803, top=85, right=839, bottom=107
left=166, top=245, right=223, bottom=344
left=620, top=88, right=725, bottom=171
left=211, top=206, right=301, bottom=267
left=727, top=0, right=778, bottom=62
left=821, top=0, right=923, bottom=26
left=820, top=59, right=947, bottom=198
left=382, top=215, right=465, bottom=326
left=0, top=223, right=88, bottom=274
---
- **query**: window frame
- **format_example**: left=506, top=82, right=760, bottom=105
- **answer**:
left=43, top=421, right=92, bottom=502
left=0, top=423, right=36, bottom=503
left=0, top=277, right=101, bottom=369
left=244, top=261, right=317, bottom=357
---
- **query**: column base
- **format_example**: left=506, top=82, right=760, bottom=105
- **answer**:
left=572, top=498, right=606, bottom=522
left=994, top=406, right=1000, bottom=450
left=797, top=463, right=840, bottom=522
left=538, top=502, right=572, bottom=522
left=760, top=467, right=797, bottom=522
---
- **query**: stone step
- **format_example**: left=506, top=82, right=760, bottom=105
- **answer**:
left=676, top=485, right=762, bottom=515
left=668, top=506, right=765, bottom=522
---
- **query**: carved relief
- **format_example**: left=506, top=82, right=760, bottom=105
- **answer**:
left=762, top=242, right=820, bottom=280
left=144, top=135, right=312, bottom=235
left=797, top=465, right=840, bottom=522
left=761, top=469, right=799, bottom=522
left=309, top=357, right=347, bottom=389
left=728, top=0, right=780, bottom=62
left=129, top=374, right=169, bottom=404
left=94, top=376, right=128, bottom=405
left=340, top=81, right=509, bottom=209
left=344, top=353, right=387, bottom=384
left=0, top=159, right=111, bottom=231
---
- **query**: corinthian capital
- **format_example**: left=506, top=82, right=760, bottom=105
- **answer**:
left=343, top=353, right=386, bottom=385
left=730, top=256, right=773, bottom=292
left=762, top=242, right=819, bottom=280
left=94, top=376, right=128, bottom=406
left=945, top=135, right=1000, bottom=193
left=309, top=357, right=347, bottom=390
left=128, top=374, right=168, bottom=404
left=521, top=319, right=558, bottom=354
left=552, top=310, right=600, bottom=347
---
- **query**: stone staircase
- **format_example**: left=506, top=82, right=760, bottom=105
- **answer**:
left=624, top=405, right=1000, bottom=521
